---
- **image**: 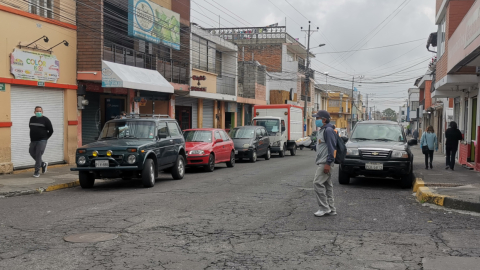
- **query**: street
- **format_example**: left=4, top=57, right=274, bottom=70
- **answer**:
left=2, top=150, right=480, bottom=269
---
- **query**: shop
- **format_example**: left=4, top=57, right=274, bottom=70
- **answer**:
left=174, top=96, right=198, bottom=130
left=202, top=99, right=215, bottom=128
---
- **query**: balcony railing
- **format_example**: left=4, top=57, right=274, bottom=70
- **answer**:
left=217, top=75, right=236, bottom=96
left=157, top=58, right=189, bottom=85
left=205, top=26, right=286, bottom=41
left=103, top=42, right=155, bottom=70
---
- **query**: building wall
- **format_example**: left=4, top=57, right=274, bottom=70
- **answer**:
left=425, top=80, right=433, bottom=108
left=171, top=0, right=189, bottom=26
left=77, top=0, right=103, bottom=71
left=1, top=0, right=77, bottom=25
left=436, top=0, right=443, bottom=14
left=239, top=44, right=282, bottom=72
left=191, top=69, right=217, bottom=94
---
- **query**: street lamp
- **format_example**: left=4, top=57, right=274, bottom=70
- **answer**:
left=323, top=71, right=329, bottom=84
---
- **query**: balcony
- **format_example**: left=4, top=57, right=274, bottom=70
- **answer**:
left=103, top=42, right=155, bottom=70
left=157, top=58, right=189, bottom=85
left=217, top=75, right=236, bottom=96
left=205, top=26, right=286, bottom=41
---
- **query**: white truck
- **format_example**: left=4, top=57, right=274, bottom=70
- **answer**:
left=252, top=105, right=304, bottom=157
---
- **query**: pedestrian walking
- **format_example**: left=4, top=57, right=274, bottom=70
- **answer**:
left=311, top=110, right=337, bottom=217
left=420, top=125, right=438, bottom=170
left=445, top=121, right=463, bottom=170
left=29, top=106, right=53, bottom=177
left=413, top=129, right=418, bottom=140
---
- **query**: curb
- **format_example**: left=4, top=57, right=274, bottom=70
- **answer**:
left=416, top=186, right=447, bottom=206
left=0, top=180, right=79, bottom=198
left=12, top=164, right=70, bottom=175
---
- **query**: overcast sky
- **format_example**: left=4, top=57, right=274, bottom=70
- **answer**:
left=191, top=0, right=436, bottom=112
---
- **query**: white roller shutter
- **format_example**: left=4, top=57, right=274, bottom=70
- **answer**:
left=175, top=96, right=198, bottom=128
left=203, top=99, right=214, bottom=128
left=11, top=86, right=64, bottom=168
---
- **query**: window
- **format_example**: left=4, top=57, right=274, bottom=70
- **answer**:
left=167, top=122, right=181, bottom=137
left=215, top=51, right=222, bottom=76
left=183, top=130, right=212, bottom=142
left=261, top=128, right=267, bottom=137
left=29, top=0, right=53, bottom=19
left=192, top=35, right=218, bottom=73
left=158, top=122, right=168, bottom=136
left=438, top=17, right=446, bottom=57
left=287, top=50, right=295, bottom=62
left=220, top=131, right=230, bottom=141
left=192, top=35, right=200, bottom=70
left=410, top=101, right=419, bottom=111
left=214, top=131, right=222, bottom=140
left=329, top=100, right=340, bottom=107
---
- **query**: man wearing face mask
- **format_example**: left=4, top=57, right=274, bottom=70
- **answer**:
left=311, top=110, right=337, bottom=217
left=29, top=106, right=54, bottom=177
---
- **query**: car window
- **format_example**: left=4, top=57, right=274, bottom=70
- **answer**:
left=256, top=129, right=262, bottom=138
left=99, top=121, right=156, bottom=139
left=351, top=124, right=403, bottom=142
left=220, top=130, right=229, bottom=141
left=167, top=122, right=181, bottom=137
left=262, top=128, right=267, bottom=137
left=229, top=128, right=255, bottom=139
left=214, top=131, right=222, bottom=140
left=158, top=122, right=169, bottom=136
left=183, top=130, right=212, bottom=142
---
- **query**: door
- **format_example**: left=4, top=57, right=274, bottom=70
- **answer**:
left=175, top=106, right=192, bottom=130
left=82, top=91, right=102, bottom=145
left=220, top=130, right=233, bottom=160
left=11, top=86, right=64, bottom=169
left=175, top=96, right=197, bottom=128
left=166, top=121, right=183, bottom=164
left=471, top=98, right=477, bottom=162
left=255, top=128, right=266, bottom=156
left=105, top=98, right=125, bottom=122
left=203, top=100, right=214, bottom=128
left=213, top=131, right=225, bottom=162
left=156, top=122, right=170, bottom=167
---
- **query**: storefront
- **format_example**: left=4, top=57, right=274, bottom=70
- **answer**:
left=174, top=96, right=198, bottom=130
left=202, top=99, right=214, bottom=128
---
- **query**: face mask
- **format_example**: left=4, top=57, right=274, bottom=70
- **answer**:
left=315, top=119, right=324, bottom=128
left=35, top=112, right=42, bottom=117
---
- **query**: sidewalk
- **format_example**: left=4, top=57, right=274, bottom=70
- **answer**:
left=411, top=145, right=480, bottom=213
left=0, top=165, right=79, bottom=197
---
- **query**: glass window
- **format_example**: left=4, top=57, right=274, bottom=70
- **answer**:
left=208, top=44, right=216, bottom=72
left=261, top=128, right=267, bottom=137
left=438, top=17, right=446, bottom=58
left=192, top=35, right=200, bottom=69
left=220, top=130, right=229, bottom=141
left=183, top=130, right=212, bottom=143
left=30, top=0, right=54, bottom=19
left=167, top=122, right=181, bottom=137
left=229, top=128, right=255, bottom=139
left=351, top=124, right=404, bottom=142
left=199, top=38, right=208, bottom=71
left=214, top=131, right=222, bottom=140
left=158, top=122, right=168, bottom=136
left=215, top=51, right=222, bottom=76
left=99, top=121, right=156, bottom=139
left=253, top=119, right=281, bottom=135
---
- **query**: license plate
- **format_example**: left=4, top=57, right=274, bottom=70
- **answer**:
left=95, top=160, right=109, bottom=168
left=235, top=150, right=238, bottom=154
left=365, top=163, right=383, bottom=170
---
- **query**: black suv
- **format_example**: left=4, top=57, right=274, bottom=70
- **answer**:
left=71, top=114, right=187, bottom=189
left=229, top=126, right=271, bottom=162
left=339, top=121, right=415, bottom=188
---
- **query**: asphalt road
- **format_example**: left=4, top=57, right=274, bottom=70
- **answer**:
left=1, top=150, right=480, bottom=269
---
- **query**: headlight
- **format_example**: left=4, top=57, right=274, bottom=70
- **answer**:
left=77, top=156, right=86, bottom=165
left=127, top=154, right=136, bottom=164
left=272, top=141, right=281, bottom=147
left=106, top=150, right=113, bottom=157
left=243, top=144, right=250, bottom=148
left=392, top=150, right=409, bottom=158
left=189, top=150, right=205, bottom=155
left=92, top=150, right=98, bottom=157
left=347, top=148, right=359, bottom=156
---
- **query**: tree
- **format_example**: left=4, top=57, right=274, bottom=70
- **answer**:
left=382, top=108, right=397, bottom=121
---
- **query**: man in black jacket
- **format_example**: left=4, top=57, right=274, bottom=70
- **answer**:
left=445, top=121, right=463, bottom=170
left=29, top=106, right=54, bottom=177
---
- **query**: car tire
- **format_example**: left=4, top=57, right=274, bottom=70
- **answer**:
left=79, top=171, right=95, bottom=189
left=400, top=170, right=413, bottom=189
left=171, top=155, right=185, bottom=180
left=264, top=148, right=271, bottom=160
left=290, top=145, right=297, bottom=156
left=338, top=166, right=350, bottom=185
left=142, top=159, right=155, bottom=188
left=226, top=151, right=235, bottom=167
left=279, top=145, right=285, bottom=157
left=204, top=154, right=215, bottom=172
left=250, top=150, right=257, bottom=163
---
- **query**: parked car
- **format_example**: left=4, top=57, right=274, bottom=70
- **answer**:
left=71, top=115, right=187, bottom=189
left=183, top=128, right=235, bottom=172
left=229, top=126, right=271, bottom=162
left=339, top=120, right=415, bottom=188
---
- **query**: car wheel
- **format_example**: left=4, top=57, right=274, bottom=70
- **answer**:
left=79, top=171, right=95, bottom=189
left=171, top=155, right=185, bottom=180
left=250, top=150, right=257, bottom=163
left=338, top=166, right=350, bottom=185
left=226, top=151, right=235, bottom=167
left=204, top=154, right=215, bottom=172
left=264, top=148, right=271, bottom=160
left=400, top=170, right=413, bottom=189
left=290, top=145, right=297, bottom=156
left=142, top=159, right=155, bottom=188
left=279, top=145, right=285, bottom=157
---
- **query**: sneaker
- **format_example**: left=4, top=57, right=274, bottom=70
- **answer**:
left=314, top=210, right=331, bottom=217
left=445, top=166, right=449, bottom=170
left=42, top=162, right=48, bottom=174
left=327, top=211, right=337, bottom=216
left=33, top=171, right=40, bottom=178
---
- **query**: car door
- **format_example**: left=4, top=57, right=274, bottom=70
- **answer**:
left=156, top=122, right=171, bottom=167
left=220, top=130, right=233, bottom=160
left=166, top=121, right=183, bottom=165
left=213, top=130, right=224, bottom=162
left=261, top=128, right=270, bottom=152
left=255, top=128, right=265, bottom=156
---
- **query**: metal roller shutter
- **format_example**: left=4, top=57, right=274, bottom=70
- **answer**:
left=203, top=99, right=214, bottom=128
left=11, top=86, right=65, bottom=168
left=175, top=96, right=198, bottom=128
left=82, top=91, right=102, bottom=145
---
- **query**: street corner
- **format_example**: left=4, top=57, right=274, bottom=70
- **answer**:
left=412, top=177, right=425, bottom=193
left=416, top=186, right=447, bottom=206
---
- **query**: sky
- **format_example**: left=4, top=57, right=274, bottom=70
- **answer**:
left=190, top=0, right=436, bottom=112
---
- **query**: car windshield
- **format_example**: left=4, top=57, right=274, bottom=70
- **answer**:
left=253, top=119, right=280, bottom=135
left=229, top=128, right=255, bottom=139
left=183, top=130, right=212, bottom=143
left=99, top=121, right=156, bottom=140
left=351, top=124, right=404, bottom=142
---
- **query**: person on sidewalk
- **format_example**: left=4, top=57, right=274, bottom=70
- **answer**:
left=413, top=129, right=418, bottom=141
left=29, top=106, right=53, bottom=177
left=312, top=110, right=337, bottom=217
left=445, top=121, right=463, bottom=170
left=420, top=125, right=438, bottom=170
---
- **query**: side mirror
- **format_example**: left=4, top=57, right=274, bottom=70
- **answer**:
left=215, top=138, right=223, bottom=144
left=341, top=137, right=348, bottom=143
left=281, top=127, right=286, bottom=132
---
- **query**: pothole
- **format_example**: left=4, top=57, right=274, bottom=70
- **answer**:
left=425, top=183, right=464, bottom=187
left=64, top=232, right=118, bottom=243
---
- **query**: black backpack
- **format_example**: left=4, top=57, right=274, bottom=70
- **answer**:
left=325, top=127, right=347, bottom=164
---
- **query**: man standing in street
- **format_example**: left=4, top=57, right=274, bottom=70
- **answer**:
left=312, top=110, right=337, bottom=217
left=29, top=106, right=53, bottom=177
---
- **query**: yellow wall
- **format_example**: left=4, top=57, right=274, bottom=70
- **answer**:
left=191, top=69, right=217, bottom=94
left=326, top=93, right=352, bottom=129
left=1, top=0, right=77, bottom=25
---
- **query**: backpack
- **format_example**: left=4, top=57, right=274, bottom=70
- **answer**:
left=325, top=127, right=347, bottom=164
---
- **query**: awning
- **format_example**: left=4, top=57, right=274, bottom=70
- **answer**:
left=101, top=60, right=174, bottom=93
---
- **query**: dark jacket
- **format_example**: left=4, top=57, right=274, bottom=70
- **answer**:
left=29, top=116, right=54, bottom=142
left=445, top=128, right=462, bottom=148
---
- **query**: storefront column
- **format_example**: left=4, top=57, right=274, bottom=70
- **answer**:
left=213, top=100, right=218, bottom=128
left=220, top=101, right=226, bottom=130
left=233, top=110, right=237, bottom=128
left=169, top=94, right=175, bottom=119
left=198, top=98, right=203, bottom=128
left=241, top=104, right=245, bottom=126
left=77, top=109, right=82, bottom=148
left=459, top=92, right=466, bottom=133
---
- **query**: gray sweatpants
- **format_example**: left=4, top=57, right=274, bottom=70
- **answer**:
left=313, top=164, right=336, bottom=213
left=29, top=140, right=47, bottom=172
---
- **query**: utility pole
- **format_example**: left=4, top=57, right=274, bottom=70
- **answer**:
left=350, top=75, right=364, bottom=132
left=366, top=93, right=368, bottom=120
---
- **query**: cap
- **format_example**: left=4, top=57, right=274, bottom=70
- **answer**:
left=312, top=110, right=330, bottom=119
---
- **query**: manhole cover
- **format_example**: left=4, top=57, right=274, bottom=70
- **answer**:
left=64, top=233, right=118, bottom=243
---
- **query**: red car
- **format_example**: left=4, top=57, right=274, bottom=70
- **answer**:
left=183, top=128, right=235, bottom=172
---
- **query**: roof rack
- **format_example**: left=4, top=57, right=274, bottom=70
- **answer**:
left=114, top=114, right=171, bottom=119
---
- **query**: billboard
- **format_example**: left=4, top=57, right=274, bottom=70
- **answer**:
left=10, top=49, right=60, bottom=83
left=128, top=0, right=180, bottom=50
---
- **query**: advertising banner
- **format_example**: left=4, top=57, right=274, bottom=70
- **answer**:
left=128, top=0, right=180, bottom=50
left=10, top=49, right=60, bottom=83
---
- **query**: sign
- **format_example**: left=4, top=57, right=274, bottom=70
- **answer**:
left=0, top=83, right=5, bottom=92
left=191, top=86, right=206, bottom=91
left=128, top=0, right=180, bottom=50
left=37, top=81, right=45, bottom=87
left=10, top=49, right=60, bottom=83
left=192, top=75, right=206, bottom=81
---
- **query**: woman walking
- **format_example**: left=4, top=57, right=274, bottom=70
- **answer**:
left=420, top=126, right=438, bottom=170
left=445, top=121, right=463, bottom=170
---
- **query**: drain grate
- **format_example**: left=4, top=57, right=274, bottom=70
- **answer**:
left=424, top=183, right=464, bottom=187
left=64, top=232, right=118, bottom=243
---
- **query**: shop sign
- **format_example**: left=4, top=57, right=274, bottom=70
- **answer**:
left=226, top=102, right=237, bottom=112
left=128, top=0, right=180, bottom=50
left=191, top=86, right=206, bottom=91
left=0, top=83, right=5, bottom=92
left=10, top=49, right=60, bottom=83
left=192, top=75, right=206, bottom=81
